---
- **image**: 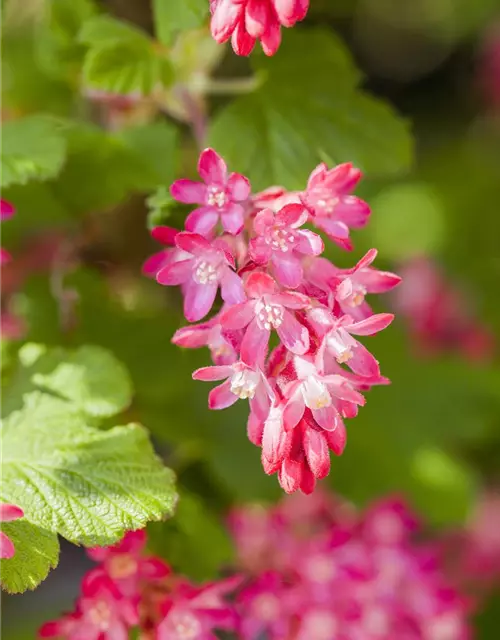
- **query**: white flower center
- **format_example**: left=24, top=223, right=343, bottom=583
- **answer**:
left=265, top=227, right=296, bottom=252
left=327, top=328, right=354, bottom=364
left=345, top=280, right=367, bottom=307
left=171, top=611, right=202, bottom=640
left=312, top=190, right=339, bottom=216
left=301, top=376, right=331, bottom=410
left=230, top=368, right=260, bottom=399
left=88, top=601, right=111, bottom=630
left=206, top=185, right=228, bottom=209
left=193, top=259, right=218, bottom=285
left=256, top=301, right=284, bottom=330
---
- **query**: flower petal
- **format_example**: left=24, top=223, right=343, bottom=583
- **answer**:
left=245, top=271, right=278, bottom=298
left=283, top=390, right=305, bottom=431
left=220, top=301, right=254, bottom=330
left=183, top=280, right=218, bottom=322
left=260, top=17, right=282, bottom=56
left=211, top=0, right=242, bottom=42
left=0, top=199, right=15, bottom=221
left=209, top=380, right=239, bottom=410
left=170, top=179, right=206, bottom=204
left=0, top=503, right=23, bottom=522
left=253, top=208, right=275, bottom=235
left=175, top=231, right=212, bottom=255
left=278, top=458, right=302, bottom=494
left=227, top=172, right=251, bottom=201
left=249, top=237, right=272, bottom=264
left=185, top=207, right=219, bottom=235
left=0, top=531, right=15, bottom=559
left=198, top=148, right=227, bottom=185
left=349, top=342, right=381, bottom=378
left=272, top=253, right=303, bottom=289
left=141, top=557, right=171, bottom=580
left=192, top=365, right=232, bottom=381
left=357, top=268, right=402, bottom=293
left=277, top=311, right=309, bottom=354
left=312, top=404, right=340, bottom=432
left=245, top=0, right=269, bottom=38
left=240, top=318, right=270, bottom=367
left=220, top=268, right=246, bottom=305
left=303, top=428, right=330, bottom=479
left=275, top=203, right=307, bottom=228
left=156, top=259, right=192, bottom=286
left=324, top=420, right=347, bottom=455
left=231, top=17, right=256, bottom=55
left=151, top=226, right=179, bottom=246
left=295, top=229, right=324, bottom=256
left=262, top=406, right=287, bottom=466
left=345, top=313, right=394, bottom=336
left=273, top=291, right=310, bottom=309
left=172, top=324, right=211, bottom=349
left=221, top=203, right=245, bottom=235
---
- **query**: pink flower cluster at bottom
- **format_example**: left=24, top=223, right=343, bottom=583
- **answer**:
left=230, top=492, right=472, bottom=640
left=39, top=529, right=240, bottom=640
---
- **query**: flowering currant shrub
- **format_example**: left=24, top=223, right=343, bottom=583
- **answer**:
left=229, top=492, right=472, bottom=640
left=145, top=148, right=400, bottom=494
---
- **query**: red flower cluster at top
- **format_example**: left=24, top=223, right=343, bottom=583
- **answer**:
left=210, top=0, right=309, bottom=56
left=144, top=149, right=400, bottom=495
left=229, top=492, right=472, bottom=640
left=39, top=528, right=240, bottom=640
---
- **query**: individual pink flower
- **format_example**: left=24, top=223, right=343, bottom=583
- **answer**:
left=172, top=310, right=240, bottom=365
left=210, top=0, right=309, bottom=57
left=1, top=200, right=15, bottom=265
left=236, top=571, right=290, bottom=639
left=249, top=204, right=323, bottom=288
left=0, top=502, right=24, bottom=559
left=40, top=574, right=138, bottom=639
left=220, top=272, right=310, bottom=367
left=301, top=162, right=370, bottom=250
left=157, top=576, right=240, bottom=640
left=156, top=232, right=245, bottom=322
left=193, top=360, right=273, bottom=420
left=86, top=529, right=170, bottom=598
left=170, top=148, right=250, bottom=236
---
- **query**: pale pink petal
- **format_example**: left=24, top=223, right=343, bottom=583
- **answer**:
left=350, top=248, right=378, bottom=272
left=349, top=342, right=381, bottom=378
left=249, top=237, right=272, bottom=264
left=0, top=503, right=24, bottom=521
left=142, top=251, right=170, bottom=277
left=306, top=163, right=327, bottom=189
left=170, top=179, right=206, bottom=204
left=245, top=0, right=269, bottom=38
left=241, top=319, right=270, bottom=367
left=260, top=17, right=281, bottom=56
left=262, top=406, right=287, bottom=466
left=316, top=218, right=350, bottom=239
left=220, top=301, right=254, bottom=330
left=295, top=229, right=324, bottom=255
left=192, top=365, right=232, bottom=381
left=277, top=311, right=309, bottom=354
left=278, top=458, right=302, bottom=494
left=175, top=231, right=212, bottom=255
left=151, top=226, right=178, bottom=245
left=324, top=420, right=347, bottom=455
left=0, top=532, right=16, bottom=559
left=303, top=428, right=330, bottom=479
left=245, top=271, right=278, bottom=298
left=141, top=558, right=171, bottom=579
left=253, top=208, right=275, bottom=235
left=231, top=18, right=256, bottom=55
left=211, top=0, right=242, bottom=42
left=220, top=268, right=246, bottom=304
left=275, top=203, right=307, bottom=228
left=357, top=268, right=402, bottom=293
left=345, top=313, right=394, bottom=336
left=172, top=324, right=211, bottom=348
left=0, top=199, right=15, bottom=221
left=247, top=411, right=264, bottom=446
left=227, top=173, right=251, bottom=201
left=335, top=197, right=370, bottom=227
left=312, top=405, right=339, bottom=432
left=283, top=391, right=305, bottom=431
left=274, top=0, right=306, bottom=27
left=185, top=207, right=220, bottom=235
left=221, top=203, right=245, bottom=235
left=273, top=291, right=310, bottom=309
left=272, top=253, right=303, bottom=288
left=336, top=278, right=353, bottom=302
left=156, top=259, right=192, bottom=285
left=198, top=148, right=227, bottom=185
left=209, top=380, right=239, bottom=409
left=183, top=280, right=218, bottom=322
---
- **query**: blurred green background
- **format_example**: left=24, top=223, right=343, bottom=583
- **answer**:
left=2, top=0, right=500, bottom=637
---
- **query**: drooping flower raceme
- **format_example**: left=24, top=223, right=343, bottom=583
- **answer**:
left=145, top=147, right=401, bottom=494
left=209, top=0, right=309, bottom=57
left=230, top=492, right=472, bottom=640
left=39, top=529, right=240, bottom=640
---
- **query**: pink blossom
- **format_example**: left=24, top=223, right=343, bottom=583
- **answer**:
left=0, top=502, right=24, bottom=559
left=172, top=310, right=240, bottom=365
left=249, top=204, right=323, bottom=288
left=40, top=574, right=138, bottom=639
left=301, top=162, right=371, bottom=250
left=86, top=530, right=170, bottom=598
left=1, top=199, right=15, bottom=265
left=220, top=272, right=310, bottom=367
left=236, top=571, right=290, bottom=639
left=210, top=0, right=309, bottom=57
left=170, top=148, right=250, bottom=236
left=156, top=232, right=245, bottom=322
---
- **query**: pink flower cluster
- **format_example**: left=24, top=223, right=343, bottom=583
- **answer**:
left=393, top=257, right=494, bottom=363
left=229, top=492, right=472, bottom=640
left=210, top=0, right=309, bottom=56
left=39, top=529, right=240, bottom=640
left=145, top=148, right=400, bottom=494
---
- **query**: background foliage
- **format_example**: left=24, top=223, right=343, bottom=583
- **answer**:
left=1, top=0, right=500, bottom=637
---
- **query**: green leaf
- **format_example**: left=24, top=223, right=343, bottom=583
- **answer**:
left=1, top=392, right=177, bottom=546
left=209, top=29, right=413, bottom=190
left=152, top=0, right=208, bottom=46
left=79, top=16, right=173, bottom=95
left=146, top=186, right=177, bottom=228
left=1, top=116, right=67, bottom=188
left=0, top=521, right=59, bottom=594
